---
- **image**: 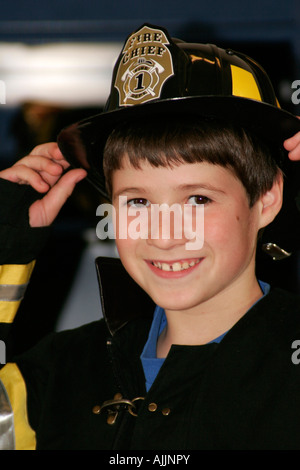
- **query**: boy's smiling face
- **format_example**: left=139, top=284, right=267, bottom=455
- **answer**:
left=112, top=156, right=278, bottom=317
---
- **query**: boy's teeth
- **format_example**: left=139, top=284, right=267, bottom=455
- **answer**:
left=161, top=263, right=171, bottom=271
left=172, top=262, right=182, bottom=272
left=152, top=259, right=200, bottom=271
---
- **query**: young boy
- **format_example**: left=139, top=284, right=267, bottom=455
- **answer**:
left=0, top=23, right=300, bottom=451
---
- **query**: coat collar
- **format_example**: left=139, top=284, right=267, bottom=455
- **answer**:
left=95, top=256, right=155, bottom=336
left=94, top=257, right=300, bottom=341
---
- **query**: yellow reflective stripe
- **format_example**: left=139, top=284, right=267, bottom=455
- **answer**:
left=0, top=377, right=15, bottom=449
left=0, top=301, right=22, bottom=323
left=0, top=284, right=28, bottom=301
left=0, top=262, right=35, bottom=323
left=230, top=64, right=262, bottom=101
left=0, top=363, right=36, bottom=450
left=0, top=261, right=35, bottom=285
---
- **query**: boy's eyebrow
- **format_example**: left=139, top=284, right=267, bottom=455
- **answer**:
left=113, top=183, right=226, bottom=201
left=113, top=187, right=147, bottom=201
left=175, top=183, right=226, bottom=194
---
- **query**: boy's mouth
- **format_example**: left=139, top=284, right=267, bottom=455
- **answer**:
left=150, top=258, right=202, bottom=272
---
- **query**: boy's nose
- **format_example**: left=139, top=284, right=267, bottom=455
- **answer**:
left=146, top=209, right=189, bottom=250
left=146, top=233, right=188, bottom=250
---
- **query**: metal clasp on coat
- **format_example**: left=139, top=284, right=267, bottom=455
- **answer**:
left=93, top=393, right=144, bottom=425
left=262, top=243, right=291, bottom=261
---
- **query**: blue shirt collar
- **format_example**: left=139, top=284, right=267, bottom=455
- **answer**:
left=141, top=280, right=270, bottom=360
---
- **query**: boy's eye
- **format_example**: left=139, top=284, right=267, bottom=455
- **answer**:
left=188, top=195, right=211, bottom=205
left=128, top=198, right=150, bottom=208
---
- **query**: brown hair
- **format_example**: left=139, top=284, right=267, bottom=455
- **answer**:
left=103, top=115, right=281, bottom=206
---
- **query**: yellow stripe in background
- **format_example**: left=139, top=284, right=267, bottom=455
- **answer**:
left=231, top=65, right=262, bottom=101
left=0, top=363, right=36, bottom=450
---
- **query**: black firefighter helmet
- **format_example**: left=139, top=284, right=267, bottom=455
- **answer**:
left=57, top=23, right=300, bottom=257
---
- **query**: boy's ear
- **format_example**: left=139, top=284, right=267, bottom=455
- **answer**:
left=258, top=172, right=283, bottom=229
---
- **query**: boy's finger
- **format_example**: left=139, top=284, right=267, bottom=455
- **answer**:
left=283, top=131, right=300, bottom=151
left=51, top=168, right=87, bottom=205
left=29, top=168, right=87, bottom=227
left=29, top=142, right=70, bottom=169
left=14, top=156, right=65, bottom=178
left=0, top=165, right=50, bottom=192
left=287, top=145, right=300, bottom=161
left=29, top=142, right=63, bottom=159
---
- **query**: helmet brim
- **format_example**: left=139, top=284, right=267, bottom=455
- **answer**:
left=57, top=94, right=300, bottom=200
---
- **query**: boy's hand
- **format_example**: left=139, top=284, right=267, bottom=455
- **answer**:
left=0, top=142, right=87, bottom=227
left=284, top=117, right=300, bottom=161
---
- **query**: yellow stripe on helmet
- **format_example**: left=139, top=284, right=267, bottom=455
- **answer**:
left=230, top=64, right=262, bottom=101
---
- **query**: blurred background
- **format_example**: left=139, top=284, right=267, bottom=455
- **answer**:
left=0, top=0, right=299, bottom=352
